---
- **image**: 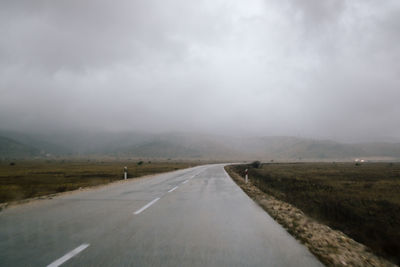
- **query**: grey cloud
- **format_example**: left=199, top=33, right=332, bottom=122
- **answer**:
left=0, top=0, right=399, bottom=142
left=290, top=0, right=346, bottom=25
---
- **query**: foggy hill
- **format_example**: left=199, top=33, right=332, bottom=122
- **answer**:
left=0, top=136, right=40, bottom=159
left=0, top=131, right=399, bottom=161
left=117, top=133, right=244, bottom=160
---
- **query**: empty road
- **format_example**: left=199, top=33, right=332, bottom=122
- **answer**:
left=0, top=164, right=323, bottom=266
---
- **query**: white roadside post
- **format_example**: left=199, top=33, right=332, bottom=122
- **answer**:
left=245, top=168, right=248, bottom=184
left=124, top=166, right=128, bottom=180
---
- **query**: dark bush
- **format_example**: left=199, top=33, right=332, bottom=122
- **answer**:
left=251, top=161, right=262, bottom=168
left=56, top=186, right=67, bottom=192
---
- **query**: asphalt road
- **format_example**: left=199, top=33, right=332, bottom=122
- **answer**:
left=0, top=164, right=323, bottom=267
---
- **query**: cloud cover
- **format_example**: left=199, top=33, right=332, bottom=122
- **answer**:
left=0, top=0, right=399, bottom=142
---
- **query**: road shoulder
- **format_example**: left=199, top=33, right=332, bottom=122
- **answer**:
left=225, top=165, right=396, bottom=267
left=0, top=167, right=193, bottom=212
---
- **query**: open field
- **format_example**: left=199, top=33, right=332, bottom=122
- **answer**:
left=228, top=162, right=400, bottom=265
left=0, top=160, right=197, bottom=204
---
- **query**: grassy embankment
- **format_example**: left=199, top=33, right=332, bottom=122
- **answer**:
left=0, top=160, right=196, bottom=204
left=228, top=162, right=400, bottom=265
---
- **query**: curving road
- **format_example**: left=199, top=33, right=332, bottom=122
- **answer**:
left=0, top=164, right=323, bottom=266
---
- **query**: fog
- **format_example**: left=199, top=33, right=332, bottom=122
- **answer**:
left=1, top=0, right=400, bottom=142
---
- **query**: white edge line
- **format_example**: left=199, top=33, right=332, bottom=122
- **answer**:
left=168, top=186, right=179, bottom=193
left=224, top=169, right=231, bottom=178
left=47, top=244, right=90, bottom=267
left=182, top=180, right=189, bottom=184
left=134, top=197, right=160, bottom=215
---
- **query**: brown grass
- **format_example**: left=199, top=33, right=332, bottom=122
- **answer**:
left=228, top=162, right=400, bottom=265
left=0, top=160, right=197, bottom=204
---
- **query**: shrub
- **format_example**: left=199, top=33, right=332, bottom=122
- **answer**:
left=56, top=186, right=67, bottom=192
left=251, top=161, right=262, bottom=168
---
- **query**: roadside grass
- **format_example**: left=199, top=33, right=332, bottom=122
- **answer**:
left=229, top=162, right=400, bottom=265
left=0, top=160, right=196, bottom=204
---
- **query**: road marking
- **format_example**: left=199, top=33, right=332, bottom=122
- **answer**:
left=134, top=198, right=160, bottom=215
left=182, top=180, right=189, bottom=184
left=168, top=186, right=178, bottom=193
left=47, top=244, right=90, bottom=267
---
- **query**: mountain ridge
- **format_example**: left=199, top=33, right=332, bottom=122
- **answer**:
left=0, top=131, right=399, bottom=161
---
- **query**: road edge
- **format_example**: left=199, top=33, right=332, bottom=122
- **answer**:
left=0, top=166, right=197, bottom=212
left=224, top=165, right=397, bottom=267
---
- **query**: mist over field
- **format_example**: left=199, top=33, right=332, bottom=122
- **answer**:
left=1, top=0, right=400, bottom=153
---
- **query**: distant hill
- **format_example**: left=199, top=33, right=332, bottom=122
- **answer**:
left=0, top=131, right=399, bottom=161
left=117, top=133, right=241, bottom=160
left=248, top=137, right=365, bottom=160
left=0, top=136, right=40, bottom=159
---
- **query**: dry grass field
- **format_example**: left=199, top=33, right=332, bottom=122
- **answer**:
left=0, top=160, right=197, bottom=204
left=229, top=162, right=400, bottom=265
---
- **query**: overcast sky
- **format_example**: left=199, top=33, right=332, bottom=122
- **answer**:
left=1, top=0, right=399, bottom=142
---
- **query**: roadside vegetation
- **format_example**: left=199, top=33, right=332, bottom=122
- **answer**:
left=227, top=162, right=400, bottom=265
left=0, top=160, right=196, bottom=204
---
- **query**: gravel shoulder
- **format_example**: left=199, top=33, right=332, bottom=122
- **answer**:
left=0, top=167, right=190, bottom=212
left=225, top=165, right=397, bottom=267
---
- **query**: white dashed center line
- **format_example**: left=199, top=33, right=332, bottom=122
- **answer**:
left=168, top=186, right=178, bottom=193
left=134, top=198, right=160, bottom=215
left=133, top=172, right=202, bottom=216
left=47, top=244, right=90, bottom=267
